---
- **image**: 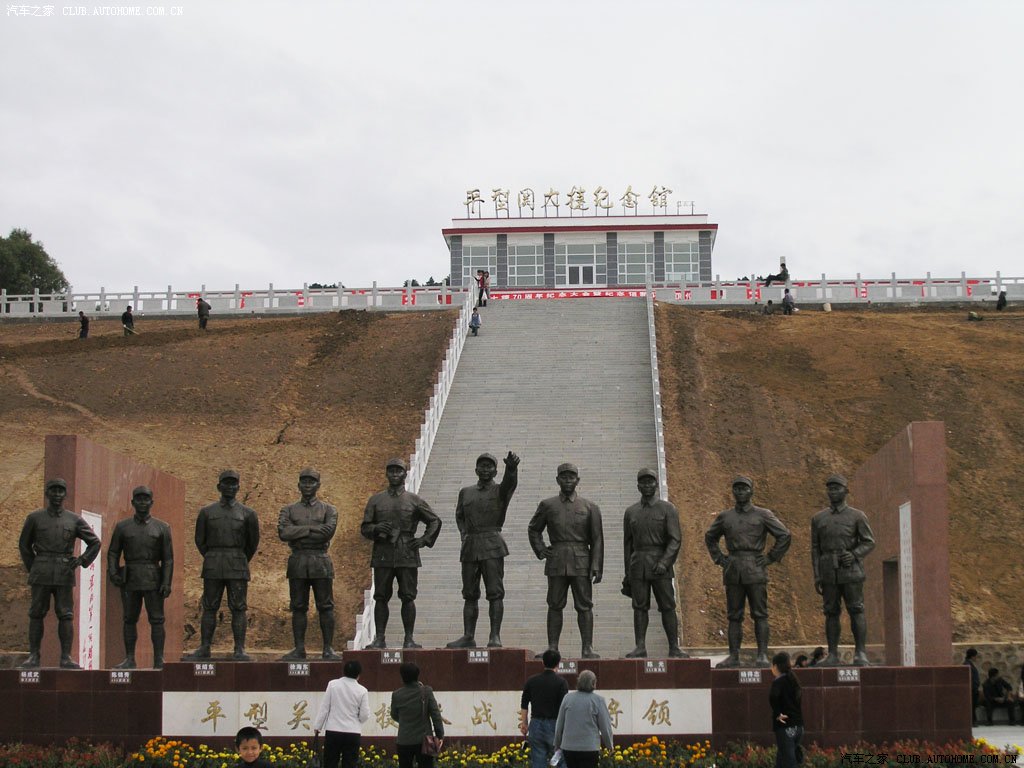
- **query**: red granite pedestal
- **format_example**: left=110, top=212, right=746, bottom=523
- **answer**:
left=0, top=654, right=971, bottom=751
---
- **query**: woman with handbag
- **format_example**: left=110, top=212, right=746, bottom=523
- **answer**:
left=390, top=661, right=445, bottom=768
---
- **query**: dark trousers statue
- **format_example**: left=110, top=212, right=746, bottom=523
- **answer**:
left=117, top=590, right=166, bottom=669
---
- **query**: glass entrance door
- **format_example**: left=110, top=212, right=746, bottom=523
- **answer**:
left=567, top=264, right=595, bottom=286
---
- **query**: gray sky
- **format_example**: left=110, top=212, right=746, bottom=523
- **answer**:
left=2, top=1, right=1022, bottom=292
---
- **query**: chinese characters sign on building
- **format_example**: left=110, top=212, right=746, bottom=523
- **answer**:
left=464, top=186, right=691, bottom=217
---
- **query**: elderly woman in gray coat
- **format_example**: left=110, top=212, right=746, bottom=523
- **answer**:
left=553, top=669, right=613, bottom=768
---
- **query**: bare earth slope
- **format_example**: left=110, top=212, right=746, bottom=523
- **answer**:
left=1, top=305, right=1020, bottom=653
left=0, top=311, right=455, bottom=652
left=656, top=305, right=1024, bottom=647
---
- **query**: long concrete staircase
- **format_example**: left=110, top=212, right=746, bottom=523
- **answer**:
left=412, top=298, right=669, bottom=657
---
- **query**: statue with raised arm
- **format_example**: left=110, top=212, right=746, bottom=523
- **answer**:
left=279, top=468, right=341, bottom=660
left=108, top=486, right=173, bottom=669
left=446, top=451, right=519, bottom=649
left=811, top=473, right=876, bottom=666
left=18, top=478, right=101, bottom=669
left=528, top=462, right=604, bottom=659
left=360, top=458, right=442, bottom=649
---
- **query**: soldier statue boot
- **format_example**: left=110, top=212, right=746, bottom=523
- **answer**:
left=320, top=611, right=342, bottom=660
left=715, top=620, right=743, bottom=668
left=152, top=624, right=166, bottom=669
left=486, top=599, right=503, bottom=648
left=535, top=609, right=562, bottom=658
left=401, top=601, right=421, bottom=649
left=282, top=610, right=309, bottom=660
left=817, top=615, right=843, bottom=666
left=58, top=618, right=82, bottom=669
left=231, top=612, right=252, bottom=661
left=851, top=613, right=870, bottom=666
left=20, top=619, right=43, bottom=668
left=184, top=611, right=216, bottom=660
left=114, top=624, right=138, bottom=669
left=625, top=609, right=649, bottom=658
left=753, top=618, right=771, bottom=667
left=579, top=610, right=600, bottom=659
left=446, top=601, right=478, bottom=648
left=663, top=610, right=689, bottom=658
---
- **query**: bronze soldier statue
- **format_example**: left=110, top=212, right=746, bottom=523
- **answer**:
left=528, top=462, right=604, bottom=659
left=278, top=468, right=341, bottom=660
left=184, top=470, right=260, bottom=661
left=360, top=458, right=441, bottom=649
left=622, top=468, right=687, bottom=659
left=446, top=451, right=520, bottom=649
left=18, top=478, right=102, bottom=669
left=705, top=475, right=791, bottom=668
left=811, top=473, right=876, bottom=667
left=107, top=486, right=173, bottom=669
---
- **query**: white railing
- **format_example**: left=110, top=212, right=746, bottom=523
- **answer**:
left=2, top=272, right=1022, bottom=319
left=650, top=272, right=1024, bottom=306
left=349, top=290, right=476, bottom=649
left=644, top=270, right=670, bottom=502
left=0, top=282, right=461, bottom=318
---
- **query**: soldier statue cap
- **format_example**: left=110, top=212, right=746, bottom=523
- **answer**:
left=299, top=467, right=321, bottom=480
left=132, top=485, right=153, bottom=498
left=45, top=478, right=67, bottom=490
left=476, top=453, right=498, bottom=467
left=732, top=475, right=754, bottom=489
left=386, top=457, right=408, bottom=470
left=826, top=473, right=848, bottom=488
left=218, top=469, right=240, bottom=482
left=556, top=462, right=579, bottom=476
left=637, top=468, right=658, bottom=481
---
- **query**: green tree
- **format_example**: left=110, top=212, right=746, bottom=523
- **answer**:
left=0, top=229, right=69, bottom=294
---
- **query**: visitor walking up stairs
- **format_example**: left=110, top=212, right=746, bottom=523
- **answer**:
left=412, top=297, right=670, bottom=657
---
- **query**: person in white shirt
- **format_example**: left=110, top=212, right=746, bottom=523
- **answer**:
left=315, top=660, right=371, bottom=768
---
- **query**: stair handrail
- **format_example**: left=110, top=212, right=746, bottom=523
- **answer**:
left=349, top=288, right=475, bottom=649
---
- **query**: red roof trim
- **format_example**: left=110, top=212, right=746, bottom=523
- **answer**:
left=442, top=223, right=718, bottom=236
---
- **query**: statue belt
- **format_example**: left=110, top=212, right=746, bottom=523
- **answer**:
left=633, top=546, right=663, bottom=552
left=467, top=527, right=501, bottom=534
left=292, top=547, right=329, bottom=553
left=126, top=559, right=158, bottom=564
left=33, top=553, right=74, bottom=560
left=728, top=550, right=761, bottom=556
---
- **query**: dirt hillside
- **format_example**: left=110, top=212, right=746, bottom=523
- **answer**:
left=0, top=310, right=456, bottom=653
left=656, top=304, right=1024, bottom=647
left=1, top=304, right=1021, bottom=653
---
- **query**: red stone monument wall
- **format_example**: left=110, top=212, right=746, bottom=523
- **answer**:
left=42, top=434, right=186, bottom=669
left=851, top=421, right=952, bottom=666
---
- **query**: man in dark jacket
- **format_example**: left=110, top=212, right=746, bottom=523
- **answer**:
left=811, top=474, right=876, bottom=666
left=18, top=478, right=102, bottom=668
left=360, top=458, right=441, bottom=650
left=446, top=451, right=519, bottom=649
left=197, top=297, right=212, bottom=330
left=528, top=462, right=604, bottom=659
left=705, top=475, right=792, bottom=668
left=622, top=468, right=686, bottom=658
left=107, top=486, right=173, bottom=669
left=184, top=470, right=260, bottom=661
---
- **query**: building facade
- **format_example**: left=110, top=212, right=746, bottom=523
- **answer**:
left=444, top=214, right=717, bottom=290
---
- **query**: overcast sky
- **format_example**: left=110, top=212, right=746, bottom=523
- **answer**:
left=2, top=1, right=1022, bottom=292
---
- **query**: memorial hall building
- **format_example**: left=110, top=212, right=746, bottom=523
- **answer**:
left=443, top=213, right=717, bottom=290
